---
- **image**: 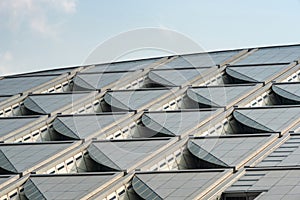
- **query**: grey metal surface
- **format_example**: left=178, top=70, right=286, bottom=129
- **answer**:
left=186, top=85, right=256, bottom=107
left=257, top=134, right=300, bottom=167
left=0, top=76, right=58, bottom=95
left=24, top=93, right=88, bottom=114
left=233, top=107, right=300, bottom=132
left=104, top=89, right=169, bottom=111
left=188, top=136, right=272, bottom=168
left=82, top=58, right=158, bottom=73
left=0, top=143, right=72, bottom=173
left=148, top=68, right=207, bottom=87
left=24, top=174, right=115, bottom=200
left=272, top=83, right=300, bottom=103
left=0, top=117, right=39, bottom=138
left=88, top=139, right=169, bottom=170
left=133, top=170, right=228, bottom=199
left=73, top=72, right=130, bottom=90
left=142, top=110, right=215, bottom=136
left=159, top=50, right=241, bottom=69
left=234, top=45, right=300, bottom=65
left=225, top=169, right=300, bottom=199
left=226, top=64, right=288, bottom=83
left=53, top=114, right=124, bottom=139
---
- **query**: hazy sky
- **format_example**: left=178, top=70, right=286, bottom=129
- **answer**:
left=1, top=0, right=300, bottom=75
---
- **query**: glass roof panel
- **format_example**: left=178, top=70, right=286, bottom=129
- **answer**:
left=0, top=143, right=72, bottom=173
left=234, top=45, right=300, bottom=65
left=148, top=68, right=207, bottom=87
left=53, top=114, right=125, bottom=139
left=234, top=107, right=300, bottom=132
left=187, top=85, right=256, bottom=107
left=257, top=134, right=300, bottom=167
left=142, top=110, right=215, bottom=136
left=0, top=76, right=58, bottom=95
left=272, top=84, right=300, bottom=103
left=24, top=174, right=114, bottom=200
left=88, top=140, right=169, bottom=170
left=133, top=170, right=228, bottom=199
left=104, top=90, right=169, bottom=111
left=159, top=50, right=241, bottom=69
left=82, top=58, right=158, bottom=73
left=73, top=72, right=130, bottom=90
left=225, top=169, right=300, bottom=199
left=24, top=93, right=88, bottom=114
left=19, top=68, right=73, bottom=76
left=188, top=136, right=272, bottom=167
left=226, top=65, right=288, bottom=83
left=0, top=96, right=11, bottom=103
left=0, top=117, right=39, bottom=139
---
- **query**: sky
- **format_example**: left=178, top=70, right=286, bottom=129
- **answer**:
left=1, top=0, right=300, bottom=75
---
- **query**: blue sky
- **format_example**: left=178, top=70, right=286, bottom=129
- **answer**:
left=1, top=0, right=300, bottom=75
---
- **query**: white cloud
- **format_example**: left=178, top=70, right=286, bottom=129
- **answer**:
left=59, top=0, right=77, bottom=14
left=0, top=0, right=77, bottom=38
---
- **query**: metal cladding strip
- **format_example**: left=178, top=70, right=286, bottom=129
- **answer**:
left=187, top=140, right=229, bottom=168
left=219, top=49, right=250, bottom=67
left=224, top=83, right=264, bottom=109
left=0, top=94, right=22, bottom=109
left=79, top=172, right=125, bottom=200
left=264, top=62, right=298, bottom=84
left=194, top=169, right=234, bottom=200
left=236, top=82, right=272, bottom=107
left=0, top=174, right=29, bottom=197
left=27, top=141, right=82, bottom=175
left=135, top=88, right=179, bottom=112
left=77, top=57, right=171, bottom=91
left=126, top=138, right=179, bottom=173
left=205, top=169, right=247, bottom=200
left=148, top=70, right=178, bottom=87
left=116, top=57, right=173, bottom=86
left=73, top=61, right=160, bottom=91
left=0, top=175, right=20, bottom=191
left=52, top=117, right=80, bottom=139
left=73, top=75, right=96, bottom=90
left=141, top=114, right=175, bottom=136
left=0, top=150, right=18, bottom=173
left=233, top=110, right=274, bottom=132
left=3, top=115, right=54, bottom=142
left=247, top=133, right=297, bottom=168
left=186, top=88, right=221, bottom=107
left=62, top=91, right=106, bottom=114
left=132, top=175, right=163, bottom=200
left=178, top=108, right=224, bottom=138
left=272, top=85, right=300, bottom=102
left=88, top=173, right=135, bottom=200
left=28, top=74, right=71, bottom=94
left=234, top=134, right=278, bottom=170
left=183, top=66, right=220, bottom=87
left=273, top=63, right=300, bottom=82
left=84, top=112, right=136, bottom=141
left=34, top=141, right=89, bottom=174
left=104, top=92, right=133, bottom=111
left=137, top=136, right=188, bottom=171
left=91, top=112, right=142, bottom=140
left=24, top=179, right=46, bottom=200
left=229, top=48, right=259, bottom=65
left=226, top=67, right=259, bottom=82
left=50, top=91, right=99, bottom=115
left=87, top=144, right=122, bottom=171
left=24, top=97, right=47, bottom=114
